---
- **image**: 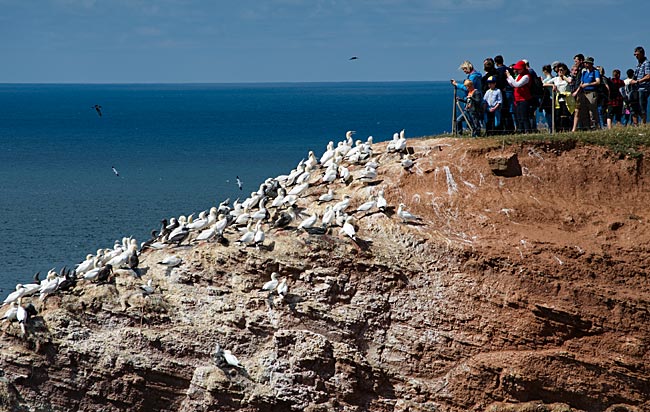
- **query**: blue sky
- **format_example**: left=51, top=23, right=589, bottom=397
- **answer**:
left=0, top=0, right=647, bottom=83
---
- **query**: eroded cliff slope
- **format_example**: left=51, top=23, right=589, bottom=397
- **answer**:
left=1, top=136, right=649, bottom=412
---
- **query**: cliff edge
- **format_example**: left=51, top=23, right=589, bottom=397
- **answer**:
left=1, top=135, right=649, bottom=412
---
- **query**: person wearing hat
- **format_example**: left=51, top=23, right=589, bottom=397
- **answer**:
left=573, top=56, right=601, bottom=130
left=505, top=60, right=533, bottom=133
left=483, top=75, right=502, bottom=135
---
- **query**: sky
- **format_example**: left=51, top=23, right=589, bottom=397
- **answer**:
left=0, top=0, right=647, bottom=83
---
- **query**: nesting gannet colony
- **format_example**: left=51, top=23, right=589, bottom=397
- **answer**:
left=2, top=130, right=650, bottom=412
left=0, top=129, right=421, bottom=341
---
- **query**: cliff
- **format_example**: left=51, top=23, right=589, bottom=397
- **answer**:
left=1, top=134, right=649, bottom=412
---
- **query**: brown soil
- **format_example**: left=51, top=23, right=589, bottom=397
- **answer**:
left=1, top=135, right=649, bottom=412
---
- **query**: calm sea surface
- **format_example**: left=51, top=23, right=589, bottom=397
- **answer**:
left=0, top=82, right=452, bottom=293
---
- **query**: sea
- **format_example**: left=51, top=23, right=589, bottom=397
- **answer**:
left=0, top=81, right=453, bottom=294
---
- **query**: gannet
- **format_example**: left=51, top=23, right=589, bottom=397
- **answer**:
left=236, top=176, right=243, bottom=191
left=401, top=154, right=414, bottom=171
left=397, top=203, right=422, bottom=223
left=1, top=302, right=18, bottom=323
left=76, top=254, right=95, bottom=275
left=16, top=299, right=27, bottom=336
left=158, top=255, right=182, bottom=267
left=321, top=166, right=338, bottom=184
left=93, top=104, right=103, bottom=117
left=376, top=190, right=387, bottom=211
left=3, top=284, right=26, bottom=305
left=318, top=188, right=335, bottom=203
left=356, top=195, right=377, bottom=213
left=320, top=141, right=335, bottom=164
left=223, top=349, right=244, bottom=368
left=298, top=211, right=318, bottom=230
left=304, top=150, right=319, bottom=171
left=272, top=208, right=296, bottom=229
left=271, top=187, right=286, bottom=208
left=340, top=216, right=357, bottom=240
left=112, top=166, right=119, bottom=176
left=277, top=278, right=288, bottom=298
left=261, top=272, right=279, bottom=292
left=333, top=195, right=351, bottom=213
left=39, top=271, right=60, bottom=300
left=140, top=279, right=155, bottom=296
left=250, top=198, right=269, bottom=221
left=321, top=205, right=335, bottom=229
left=237, top=221, right=255, bottom=245
left=338, top=165, right=351, bottom=183
left=358, top=165, right=378, bottom=182
left=288, top=182, right=309, bottom=197
left=253, top=221, right=265, bottom=247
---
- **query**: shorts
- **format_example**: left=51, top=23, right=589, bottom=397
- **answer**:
left=607, top=105, right=622, bottom=120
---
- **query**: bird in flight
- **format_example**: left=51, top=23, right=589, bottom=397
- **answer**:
left=93, top=105, right=103, bottom=117
left=112, top=166, right=120, bottom=177
left=349, top=56, right=358, bottom=60
left=236, top=176, right=243, bottom=191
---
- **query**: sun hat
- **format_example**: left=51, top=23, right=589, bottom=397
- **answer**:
left=551, top=60, right=561, bottom=68
left=584, top=56, right=595, bottom=64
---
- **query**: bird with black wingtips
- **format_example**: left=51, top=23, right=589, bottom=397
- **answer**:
left=166, top=226, right=190, bottom=246
left=236, top=176, right=243, bottom=191
left=92, top=104, right=102, bottom=117
left=112, top=166, right=120, bottom=177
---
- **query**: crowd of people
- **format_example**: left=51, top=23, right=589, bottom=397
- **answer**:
left=451, top=46, right=650, bottom=136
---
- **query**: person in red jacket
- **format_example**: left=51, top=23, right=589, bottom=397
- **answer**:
left=505, top=60, right=533, bottom=133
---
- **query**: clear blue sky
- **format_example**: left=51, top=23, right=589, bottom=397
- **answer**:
left=1, top=0, right=646, bottom=83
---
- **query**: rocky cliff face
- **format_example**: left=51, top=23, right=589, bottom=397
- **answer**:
left=1, top=137, right=649, bottom=412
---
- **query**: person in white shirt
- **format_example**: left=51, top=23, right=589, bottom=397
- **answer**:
left=482, top=76, right=502, bottom=135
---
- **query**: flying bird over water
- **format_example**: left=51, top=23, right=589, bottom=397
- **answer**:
left=112, top=166, right=120, bottom=177
left=93, top=105, right=102, bottom=117
left=236, top=176, right=243, bottom=191
left=349, top=56, right=358, bottom=60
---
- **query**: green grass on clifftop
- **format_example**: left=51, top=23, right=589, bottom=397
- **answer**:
left=432, top=124, right=650, bottom=158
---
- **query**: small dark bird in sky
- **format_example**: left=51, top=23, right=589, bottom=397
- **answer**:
left=93, top=104, right=103, bottom=117
left=112, top=166, right=120, bottom=177
left=349, top=56, right=358, bottom=60
left=236, top=176, right=243, bottom=191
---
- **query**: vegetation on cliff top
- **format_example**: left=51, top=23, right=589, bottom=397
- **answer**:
left=434, top=124, right=650, bottom=158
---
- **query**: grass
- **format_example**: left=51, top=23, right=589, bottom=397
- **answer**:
left=430, top=124, right=650, bottom=159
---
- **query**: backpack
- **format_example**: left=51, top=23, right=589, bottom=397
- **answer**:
left=529, top=73, right=544, bottom=99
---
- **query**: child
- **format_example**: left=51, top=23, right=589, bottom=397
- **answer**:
left=483, top=76, right=502, bottom=135
left=455, top=79, right=483, bottom=137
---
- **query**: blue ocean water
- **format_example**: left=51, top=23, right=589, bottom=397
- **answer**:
left=0, top=82, right=452, bottom=293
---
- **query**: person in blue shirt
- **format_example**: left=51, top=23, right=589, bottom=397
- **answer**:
left=630, top=46, right=650, bottom=124
left=451, top=61, right=482, bottom=96
left=575, top=56, right=601, bottom=129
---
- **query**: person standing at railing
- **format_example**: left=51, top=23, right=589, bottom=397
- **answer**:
left=495, top=55, right=515, bottom=133
left=630, top=46, right=650, bottom=124
left=505, top=60, right=533, bottom=133
left=606, top=69, right=625, bottom=128
left=483, top=76, right=502, bottom=136
left=543, top=63, right=575, bottom=132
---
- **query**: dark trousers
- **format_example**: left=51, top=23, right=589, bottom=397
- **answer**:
left=514, top=100, right=532, bottom=133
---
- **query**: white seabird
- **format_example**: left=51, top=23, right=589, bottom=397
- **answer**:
left=318, top=188, right=335, bottom=203
left=1, top=302, right=18, bottom=323
left=297, top=211, right=318, bottom=230
left=16, top=299, right=27, bottom=336
left=333, top=195, right=351, bottom=214
left=261, top=272, right=279, bottom=292
left=356, top=195, right=377, bottom=213
left=277, top=278, right=288, bottom=298
left=340, top=216, right=357, bottom=240
left=376, top=190, right=387, bottom=211
left=223, top=349, right=244, bottom=368
left=3, top=284, right=26, bottom=305
left=397, top=203, right=422, bottom=223
left=253, top=220, right=265, bottom=247
left=158, top=255, right=182, bottom=267
left=140, top=279, right=155, bottom=296
left=321, top=205, right=335, bottom=229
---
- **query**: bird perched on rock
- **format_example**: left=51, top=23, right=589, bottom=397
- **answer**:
left=277, top=278, right=289, bottom=299
left=140, top=279, right=155, bottom=296
left=158, top=255, right=182, bottom=267
left=95, top=264, right=114, bottom=284
left=397, top=203, right=422, bottom=223
left=261, top=272, right=279, bottom=293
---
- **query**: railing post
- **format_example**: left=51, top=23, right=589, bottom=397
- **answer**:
left=452, top=86, right=457, bottom=136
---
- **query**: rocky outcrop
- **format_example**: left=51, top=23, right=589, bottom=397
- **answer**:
left=1, top=137, right=649, bottom=412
